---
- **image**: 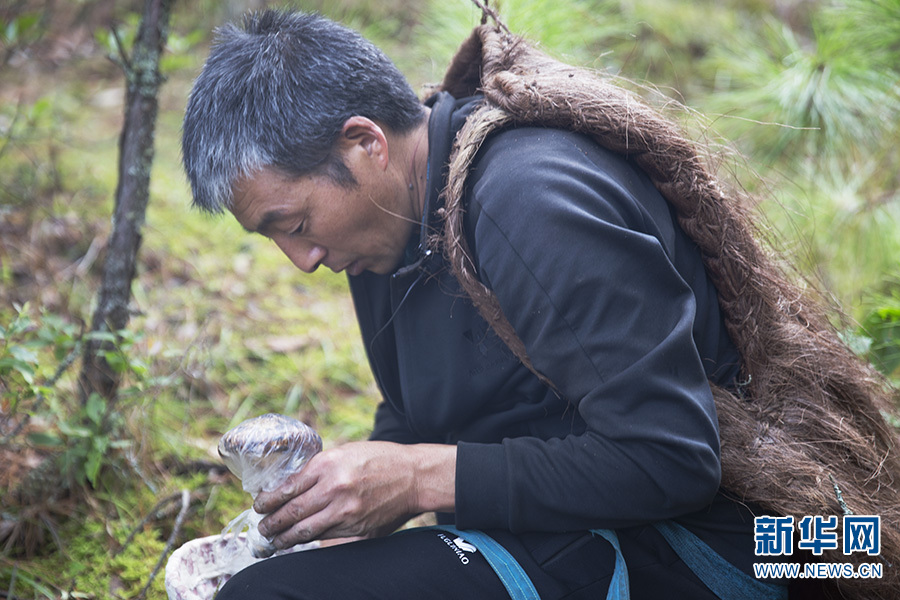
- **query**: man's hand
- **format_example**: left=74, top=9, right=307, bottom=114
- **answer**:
left=253, top=441, right=455, bottom=548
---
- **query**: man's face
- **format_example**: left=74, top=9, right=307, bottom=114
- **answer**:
left=230, top=160, right=417, bottom=277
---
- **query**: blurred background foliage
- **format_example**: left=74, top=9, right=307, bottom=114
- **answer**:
left=0, top=0, right=898, bottom=597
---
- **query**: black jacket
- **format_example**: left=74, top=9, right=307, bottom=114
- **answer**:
left=349, top=92, right=753, bottom=567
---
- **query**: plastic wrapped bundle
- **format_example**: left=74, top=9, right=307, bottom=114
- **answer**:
left=164, top=532, right=316, bottom=600
left=165, top=414, right=322, bottom=599
left=217, top=413, right=323, bottom=557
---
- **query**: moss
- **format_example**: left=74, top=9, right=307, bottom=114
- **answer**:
left=109, top=528, right=169, bottom=597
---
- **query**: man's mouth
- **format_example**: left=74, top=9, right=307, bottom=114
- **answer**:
left=346, top=261, right=364, bottom=276
left=333, top=260, right=363, bottom=276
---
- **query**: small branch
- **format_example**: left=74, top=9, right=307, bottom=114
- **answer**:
left=109, top=25, right=132, bottom=73
left=169, top=459, right=229, bottom=477
left=71, top=234, right=105, bottom=278
left=468, top=0, right=511, bottom=35
left=116, top=490, right=181, bottom=555
left=829, top=473, right=854, bottom=516
left=135, top=489, right=190, bottom=600
left=115, top=486, right=210, bottom=557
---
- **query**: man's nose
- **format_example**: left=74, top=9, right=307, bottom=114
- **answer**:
left=273, top=237, right=326, bottom=273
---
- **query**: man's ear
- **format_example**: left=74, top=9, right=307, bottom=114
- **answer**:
left=338, top=116, right=389, bottom=169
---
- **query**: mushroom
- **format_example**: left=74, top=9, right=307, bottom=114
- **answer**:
left=217, top=413, right=322, bottom=557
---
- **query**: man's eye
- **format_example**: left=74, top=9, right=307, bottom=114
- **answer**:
left=291, top=223, right=304, bottom=235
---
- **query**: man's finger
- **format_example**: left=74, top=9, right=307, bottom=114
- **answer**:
left=254, top=466, right=317, bottom=513
left=273, top=521, right=318, bottom=548
left=271, top=511, right=346, bottom=549
left=258, top=484, right=332, bottom=538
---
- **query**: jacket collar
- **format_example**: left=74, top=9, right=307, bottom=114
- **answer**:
left=394, top=91, right=482, bottom=277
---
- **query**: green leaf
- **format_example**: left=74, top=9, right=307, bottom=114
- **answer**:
left=875, top=307, right=900, bottom=321
left=6, top=312, right=32, bottom=336
left=58, top=419, right=90, bottom=438
left=31, top=384, right=52, bottom=397
left=85, top=450, right=102, bottom=487
left=4, top=19, right=18, bottom=44
left=86, top=331, right=117, bottom=343
left=94, top=28, right=113, bottom=53
left=92, top=434, right=110, bottom=454
left=103, top=350, right=128, bottom=373
left=85, top=393, right=106, bottom=426
left=0, top=357, right=35, bottom=384
left=28, top=97, right=51, bottom=121
left=27, top=432, right=64, bottom=447
left=15, top=13, right=41, bottom=36
left=9, top=344, right=39, bottom=364
left=84, top=435, right=110, bottom=487
left=128, top=358, right=148, bottom=376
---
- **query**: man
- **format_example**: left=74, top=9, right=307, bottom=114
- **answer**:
left=182, top=9, right=898, bottom=600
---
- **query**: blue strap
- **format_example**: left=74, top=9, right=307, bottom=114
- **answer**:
left=589, top=529, right=630, bottom=600
left=417, top=522, right=783, bottom=600
left=435, top=526, right=628, bottom=600
left=434, top=526, right=540, bottom=600
left=653, top=521, right=788, bottom=600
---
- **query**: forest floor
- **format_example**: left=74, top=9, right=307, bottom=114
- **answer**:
left=1, top=5, right=383, bottom=598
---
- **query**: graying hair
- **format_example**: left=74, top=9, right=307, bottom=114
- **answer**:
left=182, top=10, right=425, bottom=213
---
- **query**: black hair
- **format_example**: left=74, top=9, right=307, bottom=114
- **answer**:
left=182, top=9, right=425, bottom=213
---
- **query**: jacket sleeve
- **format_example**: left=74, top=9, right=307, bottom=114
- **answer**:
left=370, top=400, right=421, bottom=444
left=453, top=128, right=721, bottom=532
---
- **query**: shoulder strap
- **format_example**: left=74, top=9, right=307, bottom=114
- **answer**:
left=436, top=526, right=630, bottom=600
left=653, top=521, right=788, bottom=600
left=435, top=526, right=541, bottom=600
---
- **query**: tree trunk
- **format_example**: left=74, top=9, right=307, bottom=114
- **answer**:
left=78, top=0, right=173, bottom=403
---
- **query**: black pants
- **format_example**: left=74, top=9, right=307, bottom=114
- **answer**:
left=215, top=524, right=721, bottom=599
